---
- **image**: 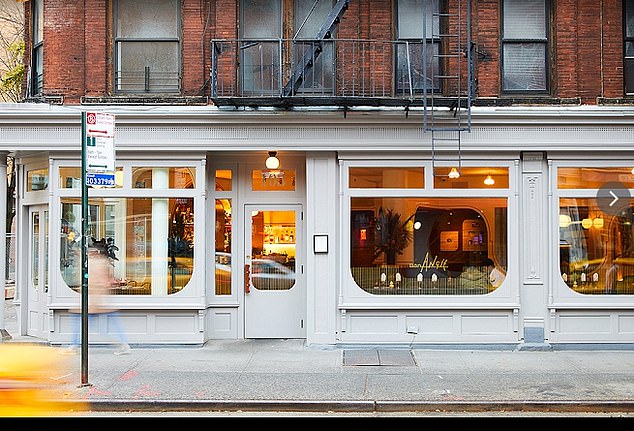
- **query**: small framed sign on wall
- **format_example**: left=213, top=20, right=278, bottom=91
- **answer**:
left=313, top=234, right=328, bottom=254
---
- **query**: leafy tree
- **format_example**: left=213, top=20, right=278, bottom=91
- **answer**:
left=0, top=0, right=25, bottom=103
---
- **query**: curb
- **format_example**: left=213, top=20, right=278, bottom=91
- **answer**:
left=58, top=399, right=634, bottom=414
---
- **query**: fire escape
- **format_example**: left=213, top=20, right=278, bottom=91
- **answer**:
left=423, top=0, right=473, bottom=176
left=210, top=0, right=473, bottom=171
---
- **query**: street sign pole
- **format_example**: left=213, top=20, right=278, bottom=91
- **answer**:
left=80, top=112, right=90, bottom=386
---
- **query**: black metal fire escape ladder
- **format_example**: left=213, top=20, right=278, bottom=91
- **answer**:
left=282, top=0, right=349, bottom=97
left=423, top=0, right=474, bottom=176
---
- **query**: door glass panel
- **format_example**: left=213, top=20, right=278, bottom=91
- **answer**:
left=215, top=199, right=232, bottom=295
left=251, top=210, right=296, bottom=291
left=31, top=212, right=39, bottom=288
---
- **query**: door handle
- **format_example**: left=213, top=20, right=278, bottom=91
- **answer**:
left=244, top=264, right=251, bottom=294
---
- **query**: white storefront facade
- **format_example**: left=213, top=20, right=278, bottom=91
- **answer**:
left=2, top=103, right=634, bottom=348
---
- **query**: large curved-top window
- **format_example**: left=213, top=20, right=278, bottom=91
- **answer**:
left=559, top=198, right=634, bottom=295
left=557, top=166, right=634, bottom=295
left=60, top=197, right=194, bottom=295
left=350, top=197, right=508, bottom=295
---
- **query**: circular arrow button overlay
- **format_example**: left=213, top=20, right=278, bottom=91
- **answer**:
left=597, top=181, right=631, bottom=216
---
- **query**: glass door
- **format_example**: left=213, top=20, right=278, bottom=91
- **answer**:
left=27, top=205, right=49, bottom=338
left=244, top=204, right=305, bottom=338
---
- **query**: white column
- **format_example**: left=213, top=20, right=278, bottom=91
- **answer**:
left=0, top=152, right=10, bottom=339
left=305, top=152, right=338, bottom=344
left=520, top=151, right=549, bottom=348
left=151, top=168, right=169, bottom=296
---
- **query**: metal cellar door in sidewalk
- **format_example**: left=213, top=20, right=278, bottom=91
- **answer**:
left=244, top=204, right=305, bottom=338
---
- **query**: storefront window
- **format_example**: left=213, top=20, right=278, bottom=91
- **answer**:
left=350, top=197, right=508, bottom=295
left=559, top=198, right=634, bottom=295
left=60, top=197, right=194, bottom=295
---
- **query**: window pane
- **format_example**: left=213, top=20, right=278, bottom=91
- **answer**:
left=397, top=0, right=439, bottom=39
left=350, top=167, right=424, bottom=188
left=251, top=210, right=296, bottom=291
left=559, top=198, right=634, bottom=295
left=502, top=43, right=546, bottom=91
left=132, top=167, right=195, bottom=189
left=240, top=41, right=281, bottom=96
left=295, top=0, right=334, bottom=37
left=60, top=167, right=123, bottom=189
left=252, top=169, right=296, bottom=191
left=117, top=0, right=178, bottom=38
left=395, top=42, right=439, bottom=93
left=350, top=197, right=508, bottom=295
left=558, top=167, right=634, bottom=189
left=626, top=0, right=634, bottom=38
left=434, top=167, right=509, bottom=189
left=60, top=197, right=194, bottom=295
left=503, top=0, right=546, bottom=40
left=626, top=56, right=634, bottom=95
left=117, top=41, right=180, bottom=92
left=215, top=199, right=232, bottom=295
left=216, top=170, right=232, bottom=191
left=241, top=0, right=282, bottom=39
left=33, top=0, right=43, bottom=43
left=27, top=168, right=48, bottom=191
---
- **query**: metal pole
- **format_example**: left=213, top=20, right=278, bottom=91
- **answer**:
left=80, top=112, right=90, bottom=386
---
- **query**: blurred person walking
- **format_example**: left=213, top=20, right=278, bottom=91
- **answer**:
left=63, top=239, right=130, bottom=355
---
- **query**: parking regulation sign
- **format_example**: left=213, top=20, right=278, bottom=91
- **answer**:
left=84, top=112, right=115, bottom=173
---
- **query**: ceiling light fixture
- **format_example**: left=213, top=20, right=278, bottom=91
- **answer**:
left=448, top=167, right=460, bottom=179
left=265, top=151, right=280, bottom=170
left=484, top=175, right=495, bottom=186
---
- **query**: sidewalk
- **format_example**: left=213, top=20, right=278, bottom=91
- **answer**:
left=3, top=299, right=634, bottom=415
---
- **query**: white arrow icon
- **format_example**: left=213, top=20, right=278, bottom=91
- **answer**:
left=609, top=190, right=619, bottom=207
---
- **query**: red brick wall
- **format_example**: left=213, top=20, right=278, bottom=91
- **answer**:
left=28, top=0, right=629, bottom=103
left=44, top=0, right=86, bottom=103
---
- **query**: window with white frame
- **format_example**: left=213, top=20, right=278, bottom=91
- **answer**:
left=395, top=0, right=441, bottom=95
left=59, top=165, right=197, bottom=296
left=114, top=0, right=181, bottom=93
left=501, top=0, right=549, bottom=93
left=557, top=167, right=634, bottom=295
left=347, top=164, right=510, bottom=295
left=626, top=0, right=634, bottom=94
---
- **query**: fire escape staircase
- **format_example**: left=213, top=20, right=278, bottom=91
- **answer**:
left=424, top=0, right=474, bottom=176
left=282, top=0, right=349, bottom=97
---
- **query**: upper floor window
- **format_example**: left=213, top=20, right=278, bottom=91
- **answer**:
left=29, top=0, right=43, bottom=96
left=114, top=0, right=181, bottom=93
left=395, top=0, right=441, bottom=95
left=501, top=0, right=549, bottom=93
left=626, top=0, right=634, bottom=94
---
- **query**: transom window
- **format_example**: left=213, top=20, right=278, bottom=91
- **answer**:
left=501, top=0, right=549, bottom=93
left=114, top=0, right=181, bottom=93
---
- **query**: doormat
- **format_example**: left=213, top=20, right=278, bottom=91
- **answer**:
left=343, top=349, right=415, bottom=366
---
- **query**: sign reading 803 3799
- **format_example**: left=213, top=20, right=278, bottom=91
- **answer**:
left=86, top=172, right=115, bottom=187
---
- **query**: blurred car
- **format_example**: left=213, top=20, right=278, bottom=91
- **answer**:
left=251, top=258, right=296, bottom=290
left=0, top=343, right=85, bottom=416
